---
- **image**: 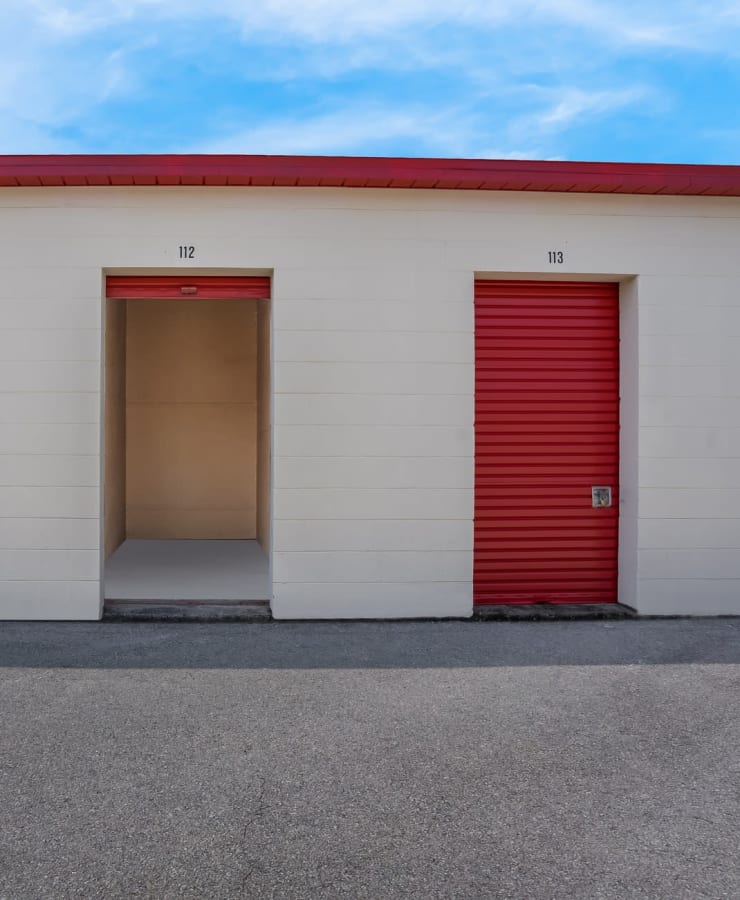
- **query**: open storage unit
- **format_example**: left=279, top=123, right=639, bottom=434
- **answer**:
left=103, top=276, right=271, bottom=603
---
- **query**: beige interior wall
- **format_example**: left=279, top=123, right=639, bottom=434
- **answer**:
left=104, top=299, right=127, bottom=558
left=256, top=300, right=271, bottom=553
left=125, top=299, right=257, bottom=539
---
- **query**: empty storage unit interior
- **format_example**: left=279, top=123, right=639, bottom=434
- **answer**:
left=103, top=276, right=271, bottom=602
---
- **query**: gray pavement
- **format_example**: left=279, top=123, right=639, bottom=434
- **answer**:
left=1, top=618, right=739, bottom=900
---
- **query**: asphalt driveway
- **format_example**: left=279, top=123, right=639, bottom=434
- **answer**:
left=1, top=619, right=739, bottom=899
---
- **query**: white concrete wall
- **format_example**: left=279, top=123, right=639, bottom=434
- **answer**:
left=1, top=186, right=740, bottom=618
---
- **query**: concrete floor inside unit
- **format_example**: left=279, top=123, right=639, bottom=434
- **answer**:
left=104, top=539, right=270, bottom=601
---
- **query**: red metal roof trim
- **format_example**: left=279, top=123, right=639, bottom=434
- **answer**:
left=1, top=154, right=740, bottom=197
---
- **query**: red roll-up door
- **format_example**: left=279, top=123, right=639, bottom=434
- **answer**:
left=474, top=280, right=619, bottom=605
left=106, top=275, right=271, bottom=299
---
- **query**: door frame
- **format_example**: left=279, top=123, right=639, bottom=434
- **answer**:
left=99, top=271, right=274, bottom=610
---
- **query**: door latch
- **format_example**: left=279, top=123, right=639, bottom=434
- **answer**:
left=592, top=486, right=612, bottom=508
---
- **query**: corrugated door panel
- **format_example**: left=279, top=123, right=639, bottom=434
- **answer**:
left=106, top=276, right=271, bottom=300
left=474, top=280, right=619, bottom=604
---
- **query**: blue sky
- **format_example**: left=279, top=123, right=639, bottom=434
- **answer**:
left=2, top=1, right=740, bottom=162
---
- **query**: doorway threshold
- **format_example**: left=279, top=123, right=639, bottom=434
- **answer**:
left=474, top=603, right=636, bottom=621
left=103, top=599, right=271, bottom=622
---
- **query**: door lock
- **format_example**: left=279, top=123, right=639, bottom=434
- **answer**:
left=592, top=486, right=612, bottom=508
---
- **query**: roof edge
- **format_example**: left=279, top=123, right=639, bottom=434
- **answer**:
left=1, top=154, right=740, bottom=197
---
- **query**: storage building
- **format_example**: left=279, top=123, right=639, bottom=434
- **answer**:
left=1, top=154, right=739, bottom=620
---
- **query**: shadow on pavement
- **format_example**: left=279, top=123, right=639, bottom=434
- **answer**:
left=1, top=618, right=739, bottom=669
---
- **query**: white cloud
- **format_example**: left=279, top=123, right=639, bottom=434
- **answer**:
left=193, top=105, right=480, bottom=156
left=0, top=112, right=78, bottom=153
left=0, top=2, right=146, bottom=150
left=530, top=86, right=650, bottom=131
left=20, top=0, right=740, bottom=50
left=190, top=87, right=637, bottom=159
left=488, top=84, right=654, bottom=156
left=0, top=0, right=733, bottom=157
